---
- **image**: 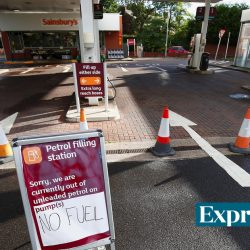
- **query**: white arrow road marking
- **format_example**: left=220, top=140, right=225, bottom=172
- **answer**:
left=20, top=68, right=34, bottom=74
left=0, top=69, right=9, bottom=75
left=170, top=110, right=250, bottom=187
left=169, top=110, right=196, bottom=127
left=0, top=112, right=18, bottom=134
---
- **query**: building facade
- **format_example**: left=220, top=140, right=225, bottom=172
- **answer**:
left=0, top=13, right=122, bottom=61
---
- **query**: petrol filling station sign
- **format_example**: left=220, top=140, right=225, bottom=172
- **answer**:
left=12, top=131, right=115, bottom=250
left=74, top=63, right=105, bottom=98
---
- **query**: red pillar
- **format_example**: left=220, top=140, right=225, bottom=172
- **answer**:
left=1, top=32, right=11, bottom=60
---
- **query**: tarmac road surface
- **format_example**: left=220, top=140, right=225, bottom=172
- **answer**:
left=1, top=155, right=250, bottom=250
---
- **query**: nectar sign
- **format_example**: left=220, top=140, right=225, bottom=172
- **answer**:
left=13, top=131, right=115, bottom=250
left=73, top=63, right=105, bottom=98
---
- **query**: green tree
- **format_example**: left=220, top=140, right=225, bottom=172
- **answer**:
left=207, top=3, right=249, bottom=45
left=100, top=0, right=119, bottom=13
left=185, top=3, right=249, bottom=47
left=120, top=1, right=190, bottom=51
left=138, top=17, right=166, bottom=52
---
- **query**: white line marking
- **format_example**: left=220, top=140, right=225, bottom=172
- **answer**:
left=0, top=69, right=9, bottom=75
left=183, top=125, right=250, bottom=187
left=63, top=65, right=72, bottom=72
left=120, top=67, right=128, bottom=72
left=20, top=68, right=34, bottom=74
left=214, top=69, right=230, bottom=73
left=152, top=66, right=167, bottom=72
left=0, top=112, right=18, bottom=134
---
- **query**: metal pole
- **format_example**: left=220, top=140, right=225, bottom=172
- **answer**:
left=127, top=40, right=129, bottom=57
left=215, top=37, right=222, bottom=61
left=165, top=15, right=169, bottom=57
left=134, top=38, right=136, bottom=57
left=225, top=31, right=231, bottom=60
left=104, top=62, right=109, bottom=112
left=164, top=4, right=169, bottom=58
left=73, top=63, right=81, bottom=113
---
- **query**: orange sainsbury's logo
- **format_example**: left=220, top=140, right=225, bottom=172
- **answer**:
left=23, top=147, right=42, bottom=165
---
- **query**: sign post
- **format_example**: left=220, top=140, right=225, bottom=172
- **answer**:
left=127, top=39, right=136, bottom=57
left=215, top=29, right=226, bottom=60
left=225, top=31, right=231, bottom=60
left=12, top=130, right=115, bottom=250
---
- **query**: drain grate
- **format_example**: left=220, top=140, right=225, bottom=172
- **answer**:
left=105, top=144, right=228, bottom=155
left=106, top=148, right=149, bottom=154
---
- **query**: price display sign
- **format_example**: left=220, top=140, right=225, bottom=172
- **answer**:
left=12, top=130, right=115, bottom=250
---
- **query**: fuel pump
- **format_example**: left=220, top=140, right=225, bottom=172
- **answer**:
left=188, top=33, right=201, bottom=69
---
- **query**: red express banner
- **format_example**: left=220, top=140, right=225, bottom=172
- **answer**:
left=75, top=63, right=105, bottom=98
left=21, top=137, right=110, bottom=249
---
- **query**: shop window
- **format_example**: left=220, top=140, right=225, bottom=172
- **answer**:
left=9, top=32, right=24, bottom=53
left=23, top=32, right=43, bottom=47
left=22, top=31, right=78, bottom=48
left=0, top=35, right=5, bottom=60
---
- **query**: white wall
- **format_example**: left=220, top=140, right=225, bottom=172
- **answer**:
left=98, top=13, right=120, bottom=31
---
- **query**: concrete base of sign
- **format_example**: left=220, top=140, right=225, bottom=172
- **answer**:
left=186, top=67, right=215, bottom=74
left=66, top=92, right=120, bottom=122
left=87, top=97, right=100, bottom=106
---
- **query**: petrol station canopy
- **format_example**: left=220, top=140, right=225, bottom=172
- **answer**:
left=0, top=0, right=222, bottom=12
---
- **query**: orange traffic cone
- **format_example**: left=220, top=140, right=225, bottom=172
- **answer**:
left=150, top=107, right=175, bottom=157
left=0, top=125, right=13, bottom=164
left=229, top=107, right=250, bottom=154
left=79, top=108, right=88, bottom=131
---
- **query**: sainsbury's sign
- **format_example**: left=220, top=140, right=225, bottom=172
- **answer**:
left=41, top=18, right=78, bottom=26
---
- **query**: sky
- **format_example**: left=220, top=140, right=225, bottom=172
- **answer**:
left=188, top=0, right=249, bottom=15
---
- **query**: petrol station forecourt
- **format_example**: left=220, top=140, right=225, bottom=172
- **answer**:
left=1, top=0, right=250, bottom=250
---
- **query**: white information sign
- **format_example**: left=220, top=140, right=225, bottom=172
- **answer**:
left=35, top=192, right=109, bottom=246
